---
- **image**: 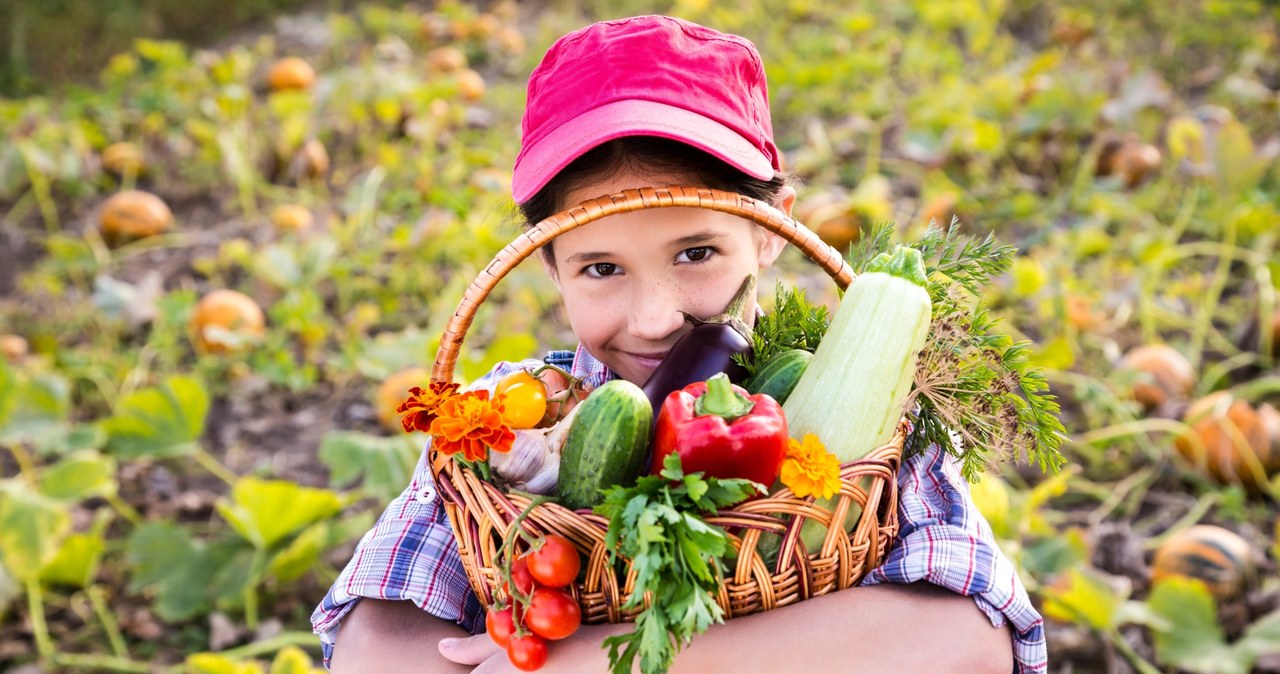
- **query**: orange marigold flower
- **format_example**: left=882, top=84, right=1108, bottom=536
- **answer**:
left=779, top=433, right=841, bottom=499
left=428, top=389, right=514, bottom=461
left=397, top=381, right=461, bottom=434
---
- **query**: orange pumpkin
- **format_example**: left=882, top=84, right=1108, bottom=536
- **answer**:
left=1113, top=142, right=1162, bottom=188
left=1116, top=344, right=1194, bottom=411
left=1175, top=391, right=1276, bottom=490
left=270, top=204, right=314, bottom=233
left=456, top=69, right=486, bottom=102
left=100, top=190, right=173, bottom=244
left=376, top=367, right=430, bottom=431
left=190, top=290, right=266, bottom=355
left=0, top=334, right=28, bottom=363
left=426, top=46, right=467, bottom=73
left=1150, top=524, right=1256, bottom=602
left=267, top=57, right=316, bottom=91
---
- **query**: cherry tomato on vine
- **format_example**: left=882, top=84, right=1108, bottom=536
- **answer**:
left=496, top=370, right=548, bottom=429
left=525, top=587, right=581, bottom=641
left=503, top=555, right=537, bottom=598
left=527, top=535, right=581, bottom=588
left=486, top=606, right=517, bottom=648
left=506, top=633, right=548, bottom=672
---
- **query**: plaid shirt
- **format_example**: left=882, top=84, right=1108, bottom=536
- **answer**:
left=312, top=345, right=1046, bottom=672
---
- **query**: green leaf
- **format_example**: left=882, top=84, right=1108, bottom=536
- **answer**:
left=459, top=333, right=536, bottom=383
left=216, top=477, right=342, bottom=549
left=104, top=375, right=209, bottom=459
left=1238, top=610, right=1280, bottom=662
left=0, top=558, right=20, bottom=619
left=38, top=452, right=117, bottom=502
left=1041, top=566, right=1126, bottom=631
left=268, top=522, right=329, bottom=582
left=0, top=370, right=72, bottom=452
left=39, top=531, right=105, bottom=588
left=126, top=522, right=221, bottom=622
left=318, top=431, right=420, bottom=502
left=0, top=485, right=71, bottom=582
left=1148, top=577, right=1247, bottom=674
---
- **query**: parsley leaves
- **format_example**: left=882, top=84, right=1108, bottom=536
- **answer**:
left=594, top=454, right=760, bottom=674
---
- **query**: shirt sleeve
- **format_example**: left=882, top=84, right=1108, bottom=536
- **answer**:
left=310, top=359, right=545, bottom=668
left=859, top=443, right=1047, bottom=674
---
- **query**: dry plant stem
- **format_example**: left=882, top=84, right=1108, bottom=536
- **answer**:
left=1087, top=466, right=1157, bottom=528
left=106, top=492, right=143, bottom=527
left=1190, top=217, right=1238, bottom=373
left=87, top=585, right=130, bottom=659
left=7, top=442, right=39, bottom=487
left=1107, top=629, right=1162, bottom=674
left=51, top=654, right=152, bottom=673
left=1139, top=492, right=1221, bottom=551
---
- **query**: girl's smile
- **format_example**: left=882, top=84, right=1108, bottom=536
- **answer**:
left=543, top=168, right=790, bottom=384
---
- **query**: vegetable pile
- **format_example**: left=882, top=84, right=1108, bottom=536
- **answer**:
left=398, top=227, right=1066, bottom=674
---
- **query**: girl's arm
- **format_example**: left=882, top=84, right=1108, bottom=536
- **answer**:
left=440, top=582, right=1013, bottom=674
left=331, top=599, right=474, bottom=673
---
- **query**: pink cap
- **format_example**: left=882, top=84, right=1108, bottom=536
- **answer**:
left=512, top=15, right=780, bottom=204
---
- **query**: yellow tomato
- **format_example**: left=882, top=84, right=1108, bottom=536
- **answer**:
left=496, top=370, right=548, bottom=429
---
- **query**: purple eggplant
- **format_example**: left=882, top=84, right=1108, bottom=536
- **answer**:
left=640, top=275, right=756, bottom=419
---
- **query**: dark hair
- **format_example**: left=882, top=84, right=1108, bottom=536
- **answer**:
left=518, top=136, right=789, bottom=264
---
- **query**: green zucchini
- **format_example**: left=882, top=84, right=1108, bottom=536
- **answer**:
left=782, top=245, right=932, bottom=552
left=556, top=380, right=653, bottom=510
left=745, top=349, right=812, bottom=405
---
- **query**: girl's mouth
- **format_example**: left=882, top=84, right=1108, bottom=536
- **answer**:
left=623, top=351, right=668, bottom=374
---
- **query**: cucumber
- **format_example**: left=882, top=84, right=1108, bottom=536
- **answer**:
left=556, top=380, right=653, bottom=510
left=745, top=349, right=812, bottom=405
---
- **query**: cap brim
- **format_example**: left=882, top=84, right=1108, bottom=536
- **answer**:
left=512, top=99, right=775, bottom=204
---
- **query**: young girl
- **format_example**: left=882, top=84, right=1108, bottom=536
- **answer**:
left=313, top=15, right=1044, bottom=673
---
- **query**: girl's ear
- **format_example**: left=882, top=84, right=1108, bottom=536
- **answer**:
left=757, top=185, right=797, bottom=268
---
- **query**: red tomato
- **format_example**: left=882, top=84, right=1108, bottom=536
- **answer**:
left=486, top=606, right=517, bottom=648
left=527, top=535, right=581, bottom=588
left=503, top=555, right=537, bottom=598
left=524, top=587, right=581, bottom=640
left=506, top=633, right=548, bottom=672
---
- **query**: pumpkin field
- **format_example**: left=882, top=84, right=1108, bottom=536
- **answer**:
left=2, top=0, right=1279, bottom=671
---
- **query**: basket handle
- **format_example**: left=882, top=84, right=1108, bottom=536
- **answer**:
left=430, top=185, right=854, bottom=384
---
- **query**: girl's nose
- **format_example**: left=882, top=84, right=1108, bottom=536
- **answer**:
left=628, top=284, right=685, bottom=342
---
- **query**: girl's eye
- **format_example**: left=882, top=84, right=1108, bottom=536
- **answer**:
left=676, top=247, right=714, bottom=264
left=583, top=262, right=618, bottom=278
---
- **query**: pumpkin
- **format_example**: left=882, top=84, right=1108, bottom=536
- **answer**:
left=456, top=69, right=486, bottom=102
left=1150, top=524, right=1256, bottom=602
left=100, top=190, right=173, bottom=244
left=267, top=57, right=315, bottom=91
left=426, top=46, right=467, bottom=73
left=289, top=139, right=330, bottom=183
left=101, top=142, right=145, bottom=177
left=1116, top=344, right=1194, bottom=411
left=1175, top=391, right=1277, bottom=490
left=190, top=290, right=266, bottom=355
left=270, top=204, right=314, bottom=233
left=376, top=367, right=430, bottom=431
left=0, top=334, right=28, bottom=363
left=1113, top=142, right=1162, bottom=188
left=919, top=192, right=962, bottom=227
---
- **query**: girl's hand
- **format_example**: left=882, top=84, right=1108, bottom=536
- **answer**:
left=437, top=634, right=502, bottom=669
left=439, top=624, right=629, bottom=673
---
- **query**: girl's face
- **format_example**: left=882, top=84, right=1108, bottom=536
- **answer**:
left=545, top=169, right=792, bottom=385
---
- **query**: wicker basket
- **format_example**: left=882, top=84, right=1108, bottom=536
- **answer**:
left=428, top=185, right=903, bottom=624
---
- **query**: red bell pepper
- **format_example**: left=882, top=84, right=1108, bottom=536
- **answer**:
left=651, top=372, right=789, bottom=487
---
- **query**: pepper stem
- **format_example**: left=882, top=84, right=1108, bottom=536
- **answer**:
left=694, top=373, right=755, bottom=421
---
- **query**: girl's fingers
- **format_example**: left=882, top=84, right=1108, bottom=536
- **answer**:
left=438, top=634, right=502, bottom=665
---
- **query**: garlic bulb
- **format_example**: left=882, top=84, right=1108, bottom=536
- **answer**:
left=489, top=405, right=580, bottom=494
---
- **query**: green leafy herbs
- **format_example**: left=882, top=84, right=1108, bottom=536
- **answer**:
left=737, top=282, right=830, bottom=377
left=594, top=454, right=760, bottom=674
left=849, top=222, right=1068, bottom=480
